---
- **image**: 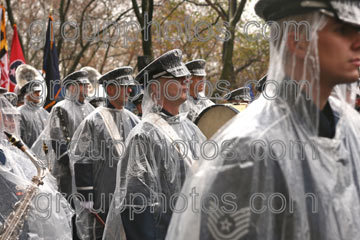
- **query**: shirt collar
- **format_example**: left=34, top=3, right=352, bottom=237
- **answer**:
left=159, top=108, right=182, bottom=122
left=278, top=79, right=338, bottom=139
left=318, top=101, right=338, bottom=138
left=161, top=108, right=174, bottom=117
left=106, top=99, right=116, bottom=109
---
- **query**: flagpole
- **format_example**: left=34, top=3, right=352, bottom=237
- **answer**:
left=49, top=5, right=54, bottom=49
left=50, top=1, right=53, bottom=16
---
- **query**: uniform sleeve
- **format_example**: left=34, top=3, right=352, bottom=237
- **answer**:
left=74, top=161, right=94, bottom=202
left=49, top=107, right=69, bottom=142
left=19, top=112, right=28, bottom=145
left=49, top=107, right=71, bottom=162
left=198, top=142, right=291, bottom=240
left=118, top=131, right=167, bottom=239
left=70, top=119, right=95, bottom=202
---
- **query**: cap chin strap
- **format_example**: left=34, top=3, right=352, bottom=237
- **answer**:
left=190, top=69, right=206, bottom=76
left=153, top=71, right=170, bottom=79
left=152, top=65, right=188, bottom=79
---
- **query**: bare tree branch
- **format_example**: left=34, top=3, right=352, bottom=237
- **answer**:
left=67, top=7, right=133, bottom=74
left=131, top=0, right=143, bottom=25
left=196, top=15, right=220, bottom=36
left=182, top=15, right=219, bottom=50
left=29, top=49, right=42, bottom=64
left=185, top=0, right=210, bottom=7
left=84, top=43, right=101, bottom=66
left=235, top=57, right=261, bottom=75
left=58, top=0, right=72, bottom=58
left=204, top=40, right=218, bottom=59
left=100, top=30, right=117, bottom=73
left=214, top=0, right=227, bottom=18
left=205, top=0, right=226, bottom=20
left=233, top=0, right=247, bottom=24
left=79, top=0, right=96, bottom=48
left=160, top=0, right=185, bottom=26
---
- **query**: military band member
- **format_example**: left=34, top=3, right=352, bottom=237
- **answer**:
left=15, top=64, right=49, bottom=148
left=0, top=88, right=73, bottom=239
left=69, top=67, right=140, bottom=239
left=0, top=160, right=73, bottom=240
left=32, top=70, right=95, bottom=197
left=104, top=49, right=206, bottom=240
left=81, top=66, right=107, bottom=108
left=166, top=1, right=360, bottom=240
left=180, top=59, right=214, bottom=122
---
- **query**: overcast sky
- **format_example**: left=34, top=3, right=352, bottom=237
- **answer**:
left=244, top=0, right=259, bottom=20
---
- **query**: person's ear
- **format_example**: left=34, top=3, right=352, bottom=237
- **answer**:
left=150, top=82, right=157, bottom=94
left=287, top=31, right=309, bottom=59
left=127, top=86, right=132, bottom=94
left=106, top=84, right=114, bottom=96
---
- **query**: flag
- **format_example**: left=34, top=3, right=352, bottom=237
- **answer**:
left=0, top=5, right=9, bottom=90
left=43, top=15, right=61, bottom=111
left=9, top=24, right=25, bottom=92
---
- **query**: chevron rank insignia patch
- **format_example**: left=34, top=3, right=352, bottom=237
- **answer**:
left=207, top=200, right=251, bottom=240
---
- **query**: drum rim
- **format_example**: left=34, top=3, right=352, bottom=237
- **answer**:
left=194, top=104, right=239, bottom=125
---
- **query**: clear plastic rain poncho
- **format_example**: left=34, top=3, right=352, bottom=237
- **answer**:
left=0, top=96, right=73, bottom=240
left=31, top=88, right=95, bottom=196
left=0, top=95, right=38, bottom=180
left=103, top=80, right=206, bottom=239
left=0, top=166, right=73, bottom=240
left=69, top=104, right=140, bottom=239
left=18, top=88, right=49, bottom=149
left=15, top=64, right=49, bottom=148
left=166, top=6, right=360, bottom=240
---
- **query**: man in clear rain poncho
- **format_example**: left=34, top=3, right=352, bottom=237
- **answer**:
left=80, top=66, right=107, bottom=108
left=0, top=88, right=37, bottom=180
left=166, top=1, right=360, bottom=240
left=180, top=60, right=214, bottom=122
left=0, top=87, right=73, bottom=239
left=32, top=70, right=95, bottom=198
left=69, top=67, right=140, bottom=239
left=103, top=49, right=206, bottom=240
left=16, top=64, right=49, bottom=148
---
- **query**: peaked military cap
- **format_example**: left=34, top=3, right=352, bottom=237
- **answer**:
left=185, top=59, right=206, bottom=77
left=135, top=49, right=190, bottom=84
left=15, top=64, right=44, bottom=96
left=98, top=67, right=137, bottom=85
left=3, top=92, right=18, bottom=107
left=131, top=89, right=144, bottom=105
left=62, top=70, right=90, bottom=86
left=256, top=0, right=360, bottom=27
left=223, top=87, right=252, bottom=102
